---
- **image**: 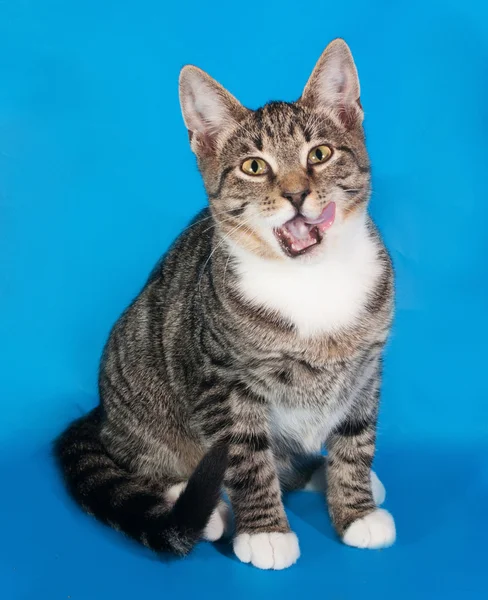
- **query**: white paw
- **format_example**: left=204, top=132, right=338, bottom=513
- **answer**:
left=343, top=508, right=396, bottom=549
left=166, top=483, right=231, bottom=542
left=203, top=501, right=232, bottom=541
left=371, top=471, right=386, bottom=506
left=233, top=531, right=300, bottom=570
left=165, top=482, right=187, bottom=503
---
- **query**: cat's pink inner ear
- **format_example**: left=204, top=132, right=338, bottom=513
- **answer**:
left=179, top=66, right=246, bottom=153
left=301, top=39, right=363, bottom=128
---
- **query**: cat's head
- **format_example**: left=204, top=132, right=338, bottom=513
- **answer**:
left=179, top=39, right=370, bottom=262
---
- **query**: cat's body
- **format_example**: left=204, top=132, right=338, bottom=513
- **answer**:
left=56, top=40, right=396, bottom=569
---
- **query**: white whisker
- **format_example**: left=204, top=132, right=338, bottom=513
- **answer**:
left=198, top=215, right=255, bottom=293
left=178, top=206, right=247, bottom=238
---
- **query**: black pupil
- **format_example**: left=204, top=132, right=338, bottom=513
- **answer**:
left=251, top=160, right=259, bottom=173
left=315, top=148, right=323, bottom=160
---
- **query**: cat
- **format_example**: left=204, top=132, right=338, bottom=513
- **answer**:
left=55, top=38, right=395, bottom=570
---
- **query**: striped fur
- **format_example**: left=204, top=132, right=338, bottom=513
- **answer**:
left=55, top=408, right=228, bottom=554
left=55, top=39, right=395, bottom=569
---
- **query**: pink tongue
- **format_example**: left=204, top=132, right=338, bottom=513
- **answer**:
left=286, top=216, right=311, bottom=240
left=286, top=202, right=336, bottom=240
left=305, top=202, right=336, bottom=232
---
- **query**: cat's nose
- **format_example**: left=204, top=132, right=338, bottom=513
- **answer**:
left=282, top=189, right=310, bottom=210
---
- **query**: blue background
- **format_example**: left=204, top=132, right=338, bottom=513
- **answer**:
left=1, top=0, right=487, bottom=598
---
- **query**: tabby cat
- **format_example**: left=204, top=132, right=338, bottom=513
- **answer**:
left=55, top=39, right=395, bottom=570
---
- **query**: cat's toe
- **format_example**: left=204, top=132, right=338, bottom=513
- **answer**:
left=203, top=501, right=232, bottom=541
left=343, top=508, right=396, bottom=549
left=233, top=531, right=300, bottom=570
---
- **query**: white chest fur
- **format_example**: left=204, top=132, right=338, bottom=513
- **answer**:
left=269, top=354, right=379, bottom=451
left=270, top=405, right=347, bottom=452
left=231, top=215, right=382, bottom=337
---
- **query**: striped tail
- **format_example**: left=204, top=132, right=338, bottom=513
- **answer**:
left=54, top=408, right=228, bottom=556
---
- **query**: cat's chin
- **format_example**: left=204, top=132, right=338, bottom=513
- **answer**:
left=281, top=240, right=329, bottom=264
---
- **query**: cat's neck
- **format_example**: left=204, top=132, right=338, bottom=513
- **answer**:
left=225, top=211, right=383, bottom=337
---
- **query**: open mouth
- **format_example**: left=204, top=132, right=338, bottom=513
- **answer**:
left=274, top=202, right=336, bottom=257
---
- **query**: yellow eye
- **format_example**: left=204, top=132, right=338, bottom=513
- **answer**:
left=308, top=145, right=332, bottom=165
left=241, top=158, right=269, bottom=176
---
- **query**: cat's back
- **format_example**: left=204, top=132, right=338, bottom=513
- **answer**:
left=101, top=208, right=214, bottom=372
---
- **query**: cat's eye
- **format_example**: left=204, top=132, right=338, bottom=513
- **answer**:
left=308, top=145, right=332, bottom=165
left=241, top=158, right=269, bottom=176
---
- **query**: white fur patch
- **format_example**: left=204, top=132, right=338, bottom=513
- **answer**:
left=343, top=509, right=396, bottom=549
left=166, top=483, right=230, bottom=542
left=203, top=501, right=232, bottom=542
left=233, top=531, right=300, bottom=570
left=165, top=482, right=187, bottom=504
left=370, top=471, right=386, bottom=506
left=232, top=213, right=382, bottom=337
left=271, top=404, right=350, bottom=453
left=269, top=352, right=379, bottom=452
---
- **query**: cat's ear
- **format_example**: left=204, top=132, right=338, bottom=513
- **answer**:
left=300, top=39, right=363, bottom=129
left=179, top=66, right=248, bottom=154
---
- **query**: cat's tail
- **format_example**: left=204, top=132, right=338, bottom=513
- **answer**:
left=54, top=407, right=228, bottom=556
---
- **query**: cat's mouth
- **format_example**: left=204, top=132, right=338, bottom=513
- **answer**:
left=274, top=202, right=336, bottom=257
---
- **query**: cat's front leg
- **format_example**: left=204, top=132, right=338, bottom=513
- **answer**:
left=326, top=401, right=396, bottom=549
left=224, top=386, right=300, bottom=570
